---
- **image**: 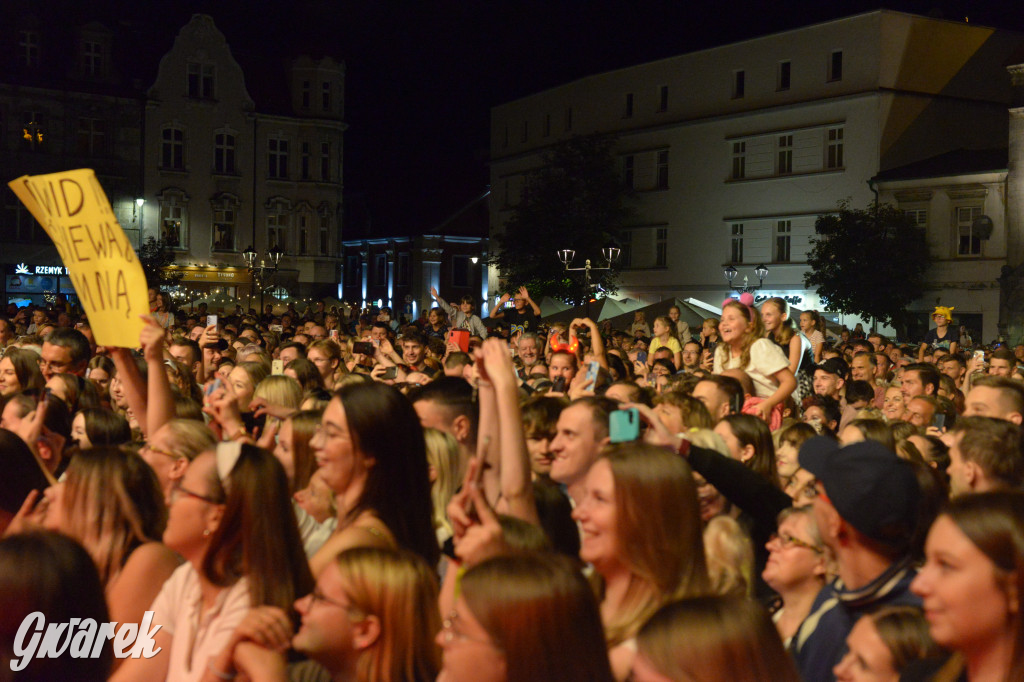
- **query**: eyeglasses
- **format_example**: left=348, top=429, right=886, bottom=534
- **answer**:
left=170, top=480, right=221, bottom=505
left=307, top=587, right=365, bottom=620
left=141, top=443, right=180, bottom=460
left=440, top=611, right=501, bottom=649
left=39, top=359, right=72, bottom=372
left=769, top=532, right=823, bottom=554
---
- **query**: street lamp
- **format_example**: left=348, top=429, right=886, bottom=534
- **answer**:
left=243, top=244, right=284, bottom=312
left=557, top=244, right=620, bottom=317
left=723, top=263, right=769, bottom=294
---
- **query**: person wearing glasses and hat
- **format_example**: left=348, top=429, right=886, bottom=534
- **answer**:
left=918, top=306, right=958, bottom=361
left=788, top=437, right=922, bottom=682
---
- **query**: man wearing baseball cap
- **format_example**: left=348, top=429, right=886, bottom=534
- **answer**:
left=789, top=437, right=922, bottom=682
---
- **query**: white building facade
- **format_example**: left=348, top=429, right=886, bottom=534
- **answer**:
left=144, top=15, right=344, bottom=300
left=490, top=11, right=1023, bottom=338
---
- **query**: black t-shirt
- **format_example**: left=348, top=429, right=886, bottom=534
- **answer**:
left=501, top=308, right=537, bottom=335
left=922, top=327, right=954, bottom=352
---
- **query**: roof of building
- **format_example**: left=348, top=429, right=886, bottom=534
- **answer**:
left=873, top=147, right=1008, bottom=182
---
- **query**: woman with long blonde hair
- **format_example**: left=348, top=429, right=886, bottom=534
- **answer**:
left=41, top=447, right=179, bottom=627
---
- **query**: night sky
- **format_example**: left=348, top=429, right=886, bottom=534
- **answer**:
left=42, top=1, right=1024, bottom=236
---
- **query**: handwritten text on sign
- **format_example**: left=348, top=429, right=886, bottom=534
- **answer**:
left=8, top=170, right=148, bottom=347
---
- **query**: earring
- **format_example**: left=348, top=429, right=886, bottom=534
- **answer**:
left=203, top=529, right=211, bottom=537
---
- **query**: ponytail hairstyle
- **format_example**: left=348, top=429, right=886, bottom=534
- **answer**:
left=763, top=297, right=796, bottom=345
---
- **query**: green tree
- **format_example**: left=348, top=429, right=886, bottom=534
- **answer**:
left=138, top=236, right=184, bottom=290
left=493, top=134, right=636, bottom=304
left=804, top=200, right=930, bottom=337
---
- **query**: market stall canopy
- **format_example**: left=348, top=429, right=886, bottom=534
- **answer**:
left=604, top=298, right=709, bottom=333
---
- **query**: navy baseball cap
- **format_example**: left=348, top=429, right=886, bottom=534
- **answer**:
left=799, top=437, right=919, bottom=548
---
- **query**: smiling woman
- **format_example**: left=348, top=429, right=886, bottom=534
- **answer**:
left=910, top=491, right=1024, bottom=681
left=308, top=382, right=438, bottom=577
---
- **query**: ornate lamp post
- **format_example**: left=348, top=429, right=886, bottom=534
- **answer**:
left=723, top=263, right=769, bottom=294
left=243, top=245, right=284, bottom=312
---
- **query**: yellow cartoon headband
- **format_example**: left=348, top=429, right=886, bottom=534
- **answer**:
left=933, top=306, right=954, bottom=321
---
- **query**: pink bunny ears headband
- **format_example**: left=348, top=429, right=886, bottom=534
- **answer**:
left=722, top=292, right=757, bottom=319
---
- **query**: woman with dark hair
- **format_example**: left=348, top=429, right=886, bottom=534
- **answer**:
left=284, top=357, right=325, bottom=396
left=110, top=443, right=313, bottom=682
left=0, top=531, right=112, bottom=681
left=0, top=347, right=44, bottom=398
left=632, top=595, right=802, bottom=682
left=70, top=408, right=132, bottom=449
left=87, top=354, right=116, bottom=403
left=38, top=446, right=178, bottom=626
left=309, top=382, right=438, bottom=576
left=439, top=552, right=614, bottom=682
left=910, top=491, right=1024, bottom=681
left=714, top=413, right=780, bottom=488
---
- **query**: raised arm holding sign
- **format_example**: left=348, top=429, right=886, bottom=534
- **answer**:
left=8, top=169, right=149, bottom=347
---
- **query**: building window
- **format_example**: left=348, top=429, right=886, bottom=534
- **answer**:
left=828, top=50, right=843, bottom=82
left=214, top=133, right=235, bottom=174
left=565, top=107, right=573, bottom=132
left=624, top=92, right=634, bottom=118
left=301, top=81, right=310, bottom=109
left=160, top=194, right=187, bottom=249
left=775, top=220, right=792, bottom=262
left=18, top=30, right=39, bottom=68
left=620, top=230, right=632, bottom=268
left=374, top=254, right=387, bottom=286
left=731, top=223, right=744, bottom=263
left=186, top=63, right=214, bottom=99
left=268, top=138, right=289, bottom=179
left=267, top=205, right=289, bottom=253
left=521, top=121, right=528, bottom=143
left=298, top=213, right=310, bottom=255
left=83, top=41, right=102, bottom=76
left=319, top=213, right=330, bottom=254
left=777, top=135, right=793, bottom=175
left=397, top=252, right=410, bottom=285
left=161, top=127, right=185, bottom=170
left=503, top=125, right=508, bottom=148
left=544, top=114, right=551, bottom=137
left=903, top=208, right=927, bottom=228
left=656, top=228, right=668, bottom=267
left=656, top=151, right=669, bottom=190
left=826, top=126, right=844, bottom=169
left=322, top=82, right=331, bottom=110
left=76, top=118, right=105, bottom=156
left=453, top=255, right=471, bottom=288
left=778, top=61, right=791, bottom=91
left=659, top=85, right=669, bottom=112
left=731, top=141, right=746, bottom=180
left=212, top=205, right=235, bottom=252
left=957, top=206, right=983, bottom=256
left=345, top=255, right=359, bottom=287
left=321, top=143, right=331, bottom=181
left=301, top=142, right=311, bottom=180
left=623, top=155, right=635, bottom=188
left=732, top=70, right=745, bottom=99
left=5, top=190, right=38, bottom=242
left=22, top=112, right=45, bottom=150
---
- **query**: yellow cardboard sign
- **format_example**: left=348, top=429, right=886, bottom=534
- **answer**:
left=8, top=169, right=147, bottom=347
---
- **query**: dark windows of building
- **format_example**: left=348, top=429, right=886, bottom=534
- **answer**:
left=826, top=126, right=844, bottom=169
left=453, top=255, right=470, bottom=288
left=76, top=118, right=105, bottom=156
left=656, top=151, right=669, bottom=190
left=186, top=63, right=214, bottom=98
left=161, top=127, right=185, bottom=170
left=778, top=61, right=791, bottom=91
left=214, top=133, right=235, bottom=174
left=268, top=138, right=289, bottom=179
left=733, top=70, right=745, bottom=99
left=624, top=92, right=634, bottom=117
left=828, top=50, right=843, bottom=82
left=659, top=85, right=669, bottom=112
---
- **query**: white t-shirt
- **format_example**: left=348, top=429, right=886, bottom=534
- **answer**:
left=149, top=563, right=252, bottom=682
left=714, top=338, right=790, bottom=399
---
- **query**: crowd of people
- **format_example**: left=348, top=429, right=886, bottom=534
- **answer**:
left=1, top=286, right=1024, bottom=681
